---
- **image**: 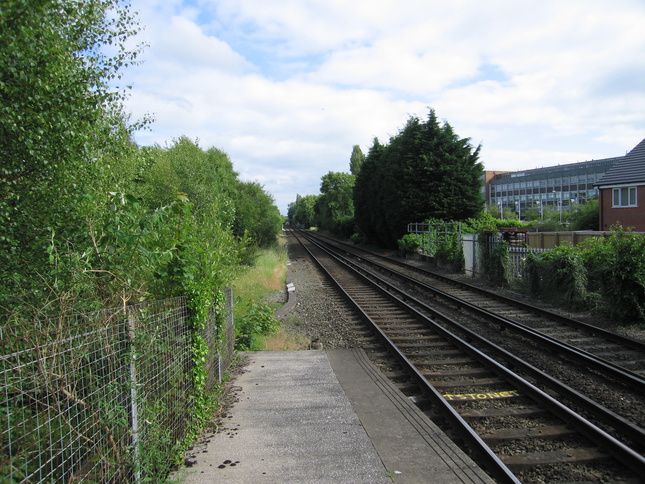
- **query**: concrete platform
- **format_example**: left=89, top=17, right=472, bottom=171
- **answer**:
left=172, top=349, right=494, bottom=483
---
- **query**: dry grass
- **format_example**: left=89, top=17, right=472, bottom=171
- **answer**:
left=231, top=234, right=319, bottom=351
left=232, top=237, right=287, bottom=309
left=262, top=328, right=310, bottom=351
left=258, top=264, right=286, bottom=292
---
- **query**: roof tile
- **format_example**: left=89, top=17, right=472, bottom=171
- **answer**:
left=595, top=138, right=645, bottom=186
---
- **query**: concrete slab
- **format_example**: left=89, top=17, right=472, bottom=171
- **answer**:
left=172, top=350, right=494, bottom=484
left=173, top=351, right=391, bottom=483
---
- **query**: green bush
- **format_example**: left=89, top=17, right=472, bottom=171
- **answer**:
left=583, top=228, right=645, bottom=323
left=397, top=234, right=420, bottom=256
left=350, top=232, right=367, bottom=245
left=524, top=244, right=588, bottom=307
left=235, top=301, right=280, bottom=350
left=522, top=227, right=645, bottom=325
left=479, top=234, right=511, bottom=286
left=434, top=233, right=464, bottom=271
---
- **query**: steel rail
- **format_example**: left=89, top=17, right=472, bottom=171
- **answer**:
left=310, top=231, right=645, bottom=353
left=294, top=230, right=645, bottom=479
left=304, top=231, right=645, bottom=392
left=301, top=230, right=645, bottom=445
left=290, top=230, right=521, bottom=484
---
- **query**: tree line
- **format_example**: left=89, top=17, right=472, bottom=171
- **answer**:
left=1, top=0, right=283, bottom=321
left=288, top=110, right=484, bottom=247
left=288, top=108, right=604, bottom=248
left=287, top=114, right=645, bottom=324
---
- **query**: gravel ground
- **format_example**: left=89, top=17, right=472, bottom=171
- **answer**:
left=273, top=235, right=365, bottom=349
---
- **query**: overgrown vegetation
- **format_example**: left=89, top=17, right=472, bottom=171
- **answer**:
left=396, top=213, right=645, bottom=326
left=231, top=241, right=287, bottom=350
left=524, top=245, right=588, bottom=307
left=479, top=235, right=512, bottom=286
left=235, top=301, right=281, bottom=350
left=1, top=1, right=284, bottom=481
left=397, top=234, right=420, bottom=257
left=525, top=226, right=645, bottom=324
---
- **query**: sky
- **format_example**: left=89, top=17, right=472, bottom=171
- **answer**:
left=121, top=0, right=645, bottom=214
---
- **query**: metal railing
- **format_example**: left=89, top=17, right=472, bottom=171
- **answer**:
left=407, top=223, right=552, bottom=281
left=1, top=292, right=235, bottom=483
left=497, top=242, right=550, bottom=280
left=407, top=222, right=462, bottom=256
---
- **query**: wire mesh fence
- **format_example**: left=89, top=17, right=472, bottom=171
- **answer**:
left=1, top=293, right=234, bottom=483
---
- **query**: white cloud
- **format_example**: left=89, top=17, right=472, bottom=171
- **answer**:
left=122, top=0, right=645, bottom=213
left=155, top=16, right=249, bottom=72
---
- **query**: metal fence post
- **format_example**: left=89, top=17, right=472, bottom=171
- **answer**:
left=127, top=307, right=142, bottom=484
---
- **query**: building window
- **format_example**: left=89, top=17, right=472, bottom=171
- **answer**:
left=612, top=187, right=637, bottom=207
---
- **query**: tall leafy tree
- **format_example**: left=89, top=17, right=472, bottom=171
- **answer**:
left=141, top=137, right=238, bottom=226
left=354, top=138, right=386, bottom=242
left=0, top=0, right=145, bottom=311
left=315, top=172, right=355, bottom=236
left=140, top=138, right=282, bottom=267
left=569, top=198, right=599, bottom=230
left=288, top=194, right=318, bottom=228
left=233, top=181, right=283, bottom=248
left=349, top=144, right=365, bottom=175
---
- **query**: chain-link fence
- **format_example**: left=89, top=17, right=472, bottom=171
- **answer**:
left=1, top=293, right=234, bottom=483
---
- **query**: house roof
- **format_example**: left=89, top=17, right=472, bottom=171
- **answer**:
left=595, top=138, right=645, bottom=187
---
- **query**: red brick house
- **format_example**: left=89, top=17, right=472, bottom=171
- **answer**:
left=595, top=138, right=645, bottom=231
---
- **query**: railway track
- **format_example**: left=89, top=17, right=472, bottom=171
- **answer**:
left=302, top=230, right=645, bottom=446
left=308, top=231, right=645, bottom=383
left=290, top=229, right=645, bottom=483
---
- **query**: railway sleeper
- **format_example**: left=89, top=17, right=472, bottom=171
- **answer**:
left=404, top=348, right=467, bottom=358
left=537, top=330, right=582, bottom=339
left=398, top=346, right=464, bottom=358
left=591, top=351, right=644, bottom=363
left=391, top=340, right=454, bottom=348
left=369, top=315, right=417, bottom=323
left=422, top=367, right=495, bottom=378
left=387, top=334, right=440, bottom=342
left=612, top=359, right=645, bottom=370
left=475, top=303, right=511, bottom=311
left=394, top=382, right=421, bottom=394
left=564, top=336, right=611, bottom=345
left=394, top=343, right=462, bottom=352
left=499, top=447, right=612, bottom=470
left=361, top=309, right=403, bottom=318
left=382, top=371, right=413, bottom=382
left=378, top=321, right=435, bottom=328
left=429, top=377, right=507, bottom=389
left=410, top=357, right=479, bottom=366
left=459, top=404, right=544, bottom=418
left=480, top=424, right=577, bottom=443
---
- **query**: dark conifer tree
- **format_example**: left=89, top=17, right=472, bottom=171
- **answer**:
left=353, top=110, right=483, bottom=248
left=354, top=138, right=386, bottom=242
